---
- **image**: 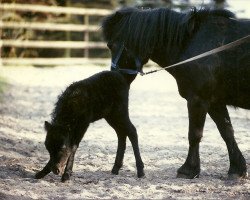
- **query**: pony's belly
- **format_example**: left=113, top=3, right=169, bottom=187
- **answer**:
left=226, top=93, right=250, bottom=109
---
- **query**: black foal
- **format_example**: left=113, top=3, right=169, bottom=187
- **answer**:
left=35, top=71, right=144, bottom=182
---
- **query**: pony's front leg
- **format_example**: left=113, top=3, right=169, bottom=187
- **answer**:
left=177, top=97, right=208, bottom=179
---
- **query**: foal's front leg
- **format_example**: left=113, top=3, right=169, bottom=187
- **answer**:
left=61, top=126, right=88, bottom=182
left=177, top=97, right=208, bottom=179
left=35, top=160, right=52, bottom=179
left=61, top=145, right=78, bottom=182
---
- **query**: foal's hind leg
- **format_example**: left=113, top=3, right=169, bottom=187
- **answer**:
left=111, top=134, right=127, bottom=175
left=106, top=117, right=127, bottom=175
left=208, top=104, right=247, bottom=179
left=106, top=115, right=145, bottom=178
left=127, top=123, right=145, bottom=178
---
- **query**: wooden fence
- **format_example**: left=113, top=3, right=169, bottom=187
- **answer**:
left=0, top=3, right=112, bottom=66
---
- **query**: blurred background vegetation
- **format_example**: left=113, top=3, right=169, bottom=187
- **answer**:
left=0, top=0, right=244, bottom=59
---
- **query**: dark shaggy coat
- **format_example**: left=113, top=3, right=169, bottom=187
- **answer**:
left=102, top=7, right=250, bottom=179
left=35, top=71, right=144, bottom=182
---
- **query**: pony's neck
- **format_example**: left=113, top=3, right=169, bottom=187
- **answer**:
left=149, top=44, right=184, bottom=68
left=143, top=9, right=191, bottom=67
left=121, top=8, right=189, bottom=60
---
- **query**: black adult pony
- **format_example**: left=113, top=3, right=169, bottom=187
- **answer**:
left=102, top=7, right=250, bottom=179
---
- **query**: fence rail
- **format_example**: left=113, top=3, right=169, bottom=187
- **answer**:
left=0, top=22, right=100, bottom=32
left=1, top=58, right=111, bottom=66
left=2, top=40, right=107, bottom=49
left=0, top=3, right=111, bottom=16
left=0, top=3, right=112, bottom=66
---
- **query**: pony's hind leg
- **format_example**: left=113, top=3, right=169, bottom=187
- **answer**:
left=208, top=104, right=247, bottom=179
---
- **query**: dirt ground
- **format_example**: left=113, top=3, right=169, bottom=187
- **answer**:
left=0, top=64, right=249, bottom=199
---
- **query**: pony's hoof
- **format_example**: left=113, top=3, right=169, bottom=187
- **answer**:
left=177, top=164, right=200, bottom=179
left=228, top=172, right=248, bottom=180
left=177, top=172, right=199, bottom=179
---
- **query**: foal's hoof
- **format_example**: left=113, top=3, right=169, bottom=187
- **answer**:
left=35, top=171, right=46, bottom=179
left=111, top=165, right=121, bottom=175
left=137, top=170, right=145, bottom=178
left=61, top=173, right=71, bottom=182
left=111, top=169, right=119, bottom=175
left=228, top=172, right=248, bottom=180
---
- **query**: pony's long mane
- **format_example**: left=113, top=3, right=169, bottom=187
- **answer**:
left=102, top=7, right=235, bottom=57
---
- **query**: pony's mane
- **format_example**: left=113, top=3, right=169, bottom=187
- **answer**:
left=102, top=7, right=235, bottom=57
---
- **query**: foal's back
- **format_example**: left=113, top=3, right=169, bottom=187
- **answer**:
left=53, top=71, right=129, bottom=123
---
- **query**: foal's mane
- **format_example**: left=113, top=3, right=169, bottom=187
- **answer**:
left=102, top=7, right=235, bottom=57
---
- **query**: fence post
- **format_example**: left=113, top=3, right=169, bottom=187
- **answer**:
left=0, top=7, right=2, bottom=67
left=65, top=0, right=71, bottom=57
left=84, top=14, right=89, bottom=58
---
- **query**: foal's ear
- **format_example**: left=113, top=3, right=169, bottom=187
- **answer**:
left=44, top=121, right=52, bottom=132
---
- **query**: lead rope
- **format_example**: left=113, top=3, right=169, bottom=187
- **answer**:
left=140, top=35, right=250, bottom=76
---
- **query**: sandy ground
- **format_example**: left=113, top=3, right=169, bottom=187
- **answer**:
left=0, top=64, right=249, bottom=199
